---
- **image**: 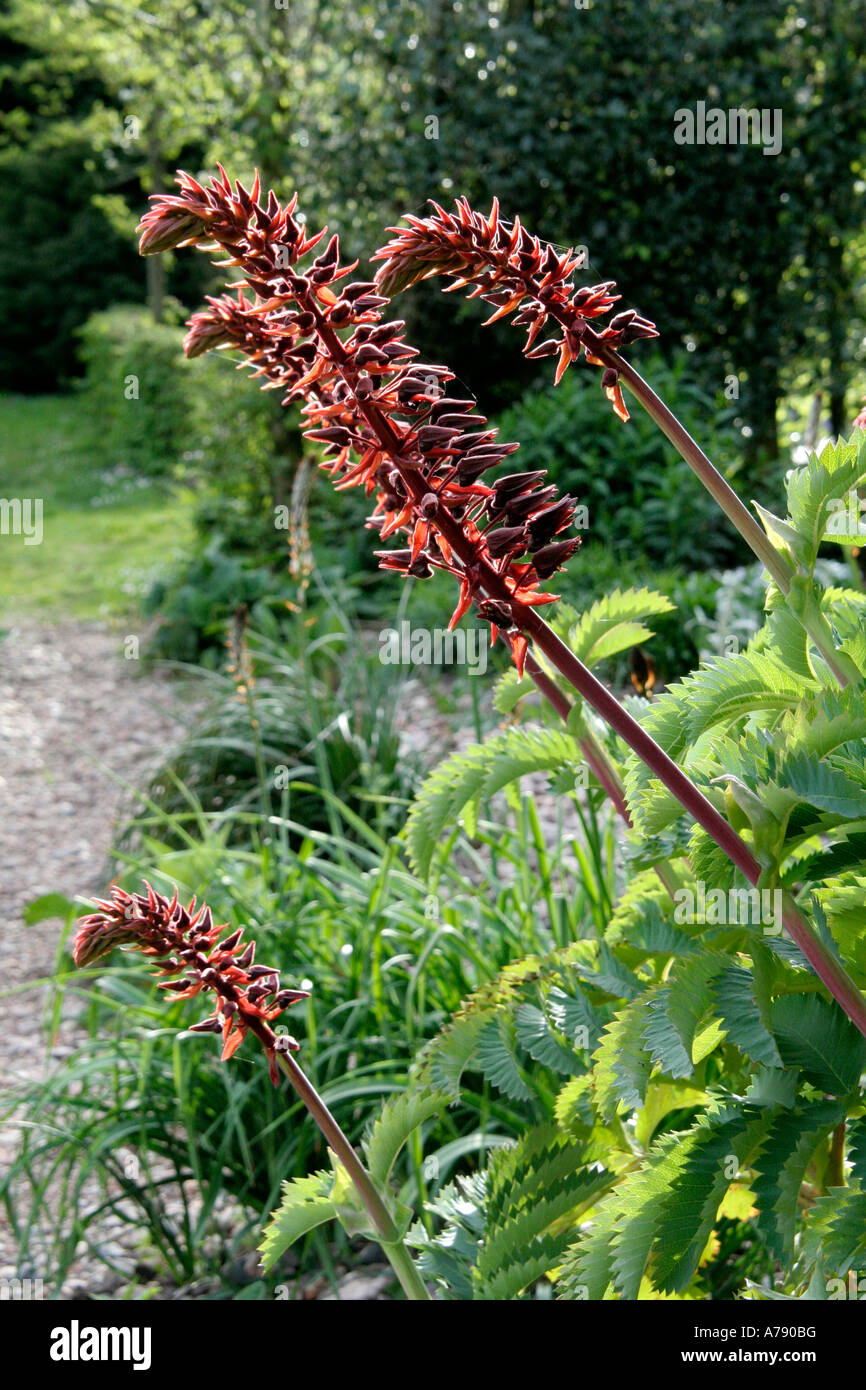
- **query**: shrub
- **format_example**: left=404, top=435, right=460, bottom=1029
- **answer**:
left=142, top=538, right=295, bottom=666
left=77, top=304, right=199, bottom=475
left=134, top=608, right=419, bottom=847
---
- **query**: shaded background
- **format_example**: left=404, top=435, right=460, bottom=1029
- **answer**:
left=3, top=0, right=865, bottom=458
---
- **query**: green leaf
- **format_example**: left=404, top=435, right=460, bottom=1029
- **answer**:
left=641, top=953, right=727, bottom=1079
left=751, top=1100, right=845, bottom=1261
left=424, top=1012, right=488, bottom=1097
left=569, top=1108, right=773, bottom=1298
left=476, top=1019, right=533, bottom=1101
left=514, top=1003, right=583, bottom=1076
left=406, top=726, right=583, bottom=878
left=23, top=892, right=77, bottom=924
left=848, top=1115, right=866, bottom=1183
left=768, top=994, right=866, bottom=1093
left=687, top=824, right=737, bottom=893
left=634, top=1079, right=710, bottom=1149
left=557, top=1202, right=620, bottom=1300
left=364, top=1088, right=449, bottom=1186
left=593, top=1000, right=654, bottom=1115
left=568, top=587, right=674, bottom=668
left=546, top=985, right=602, bottom=1052
left=476, top=1163, right=611, bottom=1300
left=492, top=667, right=538, bottom=715
left=822, top=1189, right=866, bottom=1273
left=260, top=1172, right=339, bottom=1269
left=554, top=1075, right=595, bottom=1137
left=575, top=943, right=645, bottom=1000
left=786, top=432, right=866, bottom=569
left=753, top=502, right=802, bottom=565
left=814, top=874, right=866, bottom=981
left=682, top=651, right=813, bottom=742
left=605, top=870, right=696, bottom=954
left=779, top=752, right=866, bottom=819
left=712, top=963, right=782, bottom=1068
left=651, top=1109, right=774, bottom=1292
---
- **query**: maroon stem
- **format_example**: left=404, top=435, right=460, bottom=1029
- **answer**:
left=521, top=608, right=866, bottom=1036
left=306, top=297, right=866, bottom=1039
left=525, top=654, right=632, bottom=824
left=232, top=996, right=430, bottom=1298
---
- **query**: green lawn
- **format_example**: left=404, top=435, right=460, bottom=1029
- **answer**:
left=0, top=393, right=196, bottom=620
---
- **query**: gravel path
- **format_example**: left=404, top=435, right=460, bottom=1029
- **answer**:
left=0, top=622, right=456, bottom=1300
left=0, top=618, right=195, bottom=1293
left=0, top=620, right=601, bottom=1299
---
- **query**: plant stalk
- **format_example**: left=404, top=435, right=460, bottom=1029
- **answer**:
left=585, top=332, right=859, bottom=689
left=275, top=1051, right=431, bottom=1300
left=525, top=654, right=679, bottom=900
left=522, top=606, right=866, bottom=1037
left=525, top=654, right=631, bottom=822
left=310, top=296, right=866, bottom=1036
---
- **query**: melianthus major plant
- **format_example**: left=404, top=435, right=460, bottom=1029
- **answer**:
left=73, top=166, right=866, bottom=1299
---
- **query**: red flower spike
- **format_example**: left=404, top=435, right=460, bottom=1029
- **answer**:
left=372, top=198, right=657, bottom=409
left=136, top=170, right=586, bottom=680
left=73, top=882, right=308, bottom=1086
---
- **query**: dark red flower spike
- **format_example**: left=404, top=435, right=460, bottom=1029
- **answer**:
left=372, top=197, right=658, bottom=422
left=74, top=883, right=309, bottom=1086
left=137, top=170, right=582, bottom=672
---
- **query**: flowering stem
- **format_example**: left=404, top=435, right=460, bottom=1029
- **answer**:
left=136, top=175, right=865, bottom=1032
left=274, top=1051, right=431, bottom=1300
left=526, top=653, right=680, bottom=896
left=520, top=606, right=866, bottom=1037
left=597, top=344, right=792, bottom=589
left=303, top=298, right=866, bottom=1030
left=525, top=654, right=631, bottom=822
left=525, top=654, right=680, bottom=897
left=584, top=335, right=859, bottom=689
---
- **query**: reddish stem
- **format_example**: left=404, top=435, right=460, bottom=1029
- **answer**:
left=305, top=292, right=866, bottom=1039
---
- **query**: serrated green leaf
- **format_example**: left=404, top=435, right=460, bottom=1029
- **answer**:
left=406, top=726, right=583, bottom=878
left=779, top=752, right=866, bottom=819
left=260, top=1171, right=339, bottom=1269
left=568, top=587, right=674, bottom=668
left=712, top=963, right=782, bottom=1068
left=769, top=994, right=866, bottom=1093
left=642, top=953, right=727, bottom=1079
left=364, top=1088, right=449, bottom=1186
left=515, top=1003, right=583, bottom=1076
left=634, top=1079, right=710, bottom=1149
left=593, top=1000, right=654, bottom=1115
left=476, top=1019, right=533, bottom=1101
left=752, top=1100, right=845, bottom=1261
left=786, top=432, right=866, bottom=569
